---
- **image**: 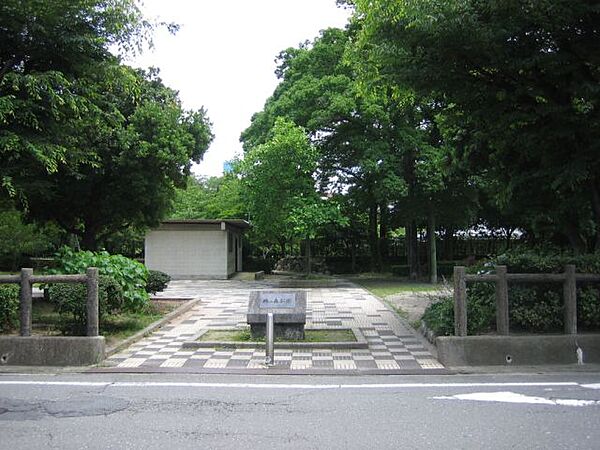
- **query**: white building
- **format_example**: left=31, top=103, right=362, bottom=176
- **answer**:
left=144, top=220, right=250, bottom=279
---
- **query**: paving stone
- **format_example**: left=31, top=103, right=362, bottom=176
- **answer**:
left=104, top=278, right=444, bottom=374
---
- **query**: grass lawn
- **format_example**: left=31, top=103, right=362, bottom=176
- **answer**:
left=349, top=277, right=442, bottom=298
left=24, top=297, right=177, bottom=347
left=198, top=328, right=356, bottom=343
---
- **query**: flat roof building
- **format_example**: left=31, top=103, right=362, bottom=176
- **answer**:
left=144, top=220, right=250, bottom=279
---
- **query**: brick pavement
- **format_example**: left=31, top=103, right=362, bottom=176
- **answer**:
left=100, top=278, right=447, bottom=374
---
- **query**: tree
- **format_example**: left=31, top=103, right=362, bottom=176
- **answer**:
left=0, top=0, right=157, bottom=204
left=170, top=174, right=246, bottom=220
left=286, top=198, right=348, bottom=275
left=0, top=208, right=61, bottom=270
left=22, top=66, right=213, bottom=249
left=355, top=0, right=600, bottom=252
left=239, top=117, right=329, bottom=257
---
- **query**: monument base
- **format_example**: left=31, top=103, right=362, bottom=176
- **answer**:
left=250, top=323, right=305, bottom=340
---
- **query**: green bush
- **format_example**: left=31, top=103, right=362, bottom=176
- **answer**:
left=422, top=249, right=600, bottom=335
left=146, top=270, right=171, bottom=294
left=48, top=276, right=124, bottom=334
left=421, top=296, right=454, bottom=336
left=52, top=247, right=149, bottom=312
left=0, top=284, right=19, bottom=332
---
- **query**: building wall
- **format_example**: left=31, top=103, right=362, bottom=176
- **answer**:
left=145, top=229, right=227, bottom=279
left=225, top=231, right=243, bottom=277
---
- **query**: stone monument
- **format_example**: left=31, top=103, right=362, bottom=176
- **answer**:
left=247, top=290, right=307, bottom=339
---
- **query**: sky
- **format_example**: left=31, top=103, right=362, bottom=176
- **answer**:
left=127, top=0, right=352, bottom=177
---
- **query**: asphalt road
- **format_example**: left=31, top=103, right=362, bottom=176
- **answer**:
left=1, top=372, right=599, bottom=449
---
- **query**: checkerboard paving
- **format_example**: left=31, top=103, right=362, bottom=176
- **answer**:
left=103, top=279, right=446, bottom=373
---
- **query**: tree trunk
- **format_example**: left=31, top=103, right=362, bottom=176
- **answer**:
left=80, top=229, right=98, bottom=251
left=306, top=238, right=311, bottom=276
left=278, top=239, right=286, bottom=258
left=564, top=222, right=586, bottom=255
left=368, top=204, right=380, bottom=272
left=591, top=180, right=600, bottom=251
left=350, top=239, right=357, bottom=273
left=406, top=220, right=419, bottom=280
left=428, top=209, right=437, bottom=284
left=379, top=203, right=389, bottom=263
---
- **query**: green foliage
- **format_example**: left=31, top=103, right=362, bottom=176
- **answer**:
left=421, top=296, right=454, bottom=337
left=355, top=0, right=600, bottom=252
left=0, top=0, right=153, bottom=204
left=1, top=2, right=212, bottom=249
left=0, top=284, right=19, bottom=332
left=239, top=118, right=323, bottom=246
left=422, top=250, right=600, bottom=335
left=51, top=247, right=149, bottom=312
left=170, top=175, right=245, bottom=220
left=22, top=66, right=213, bottom=249
left=48, top=276, right=124, bottom=334
left=287, top=199, right=348, bottom=241
left=0, top=208, right=61, bottom=270
left=146, top=270, right=171, bottom=294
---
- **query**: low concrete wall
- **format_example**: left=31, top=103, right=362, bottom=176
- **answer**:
left=0, top=336, right=105, bottom=366
left=436, top=334, right=600, bottom=367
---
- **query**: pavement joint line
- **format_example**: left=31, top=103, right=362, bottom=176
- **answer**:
left=0, top=381, right=584, bottom=389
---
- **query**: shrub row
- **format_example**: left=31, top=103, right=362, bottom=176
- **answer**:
left=422, top=250, right=600, bottom=336
left=0, top=285, right=19, bottom=332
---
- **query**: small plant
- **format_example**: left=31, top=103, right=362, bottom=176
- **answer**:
left=146, top=270, right=171, bottom=294
left=0, top=284, right=19, bottom=332
left=51, top=247, right=149, bottom=312
left=48, top=276, right=124, bottom=334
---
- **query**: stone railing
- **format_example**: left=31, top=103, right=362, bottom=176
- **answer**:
left=453, top=265, right=600, bottom=337
left=0, top=268, right=99, bottom=337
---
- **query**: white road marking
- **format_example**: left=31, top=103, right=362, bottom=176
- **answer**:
left=432, top=391, right=600, bottom=407
left=582, top=383, right=600, bottom=390
left=0, top=381, right=584, bottom=390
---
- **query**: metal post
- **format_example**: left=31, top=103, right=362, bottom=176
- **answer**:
left=495, top=265, right=509, bottom=335
left=20, top=268, right=33, bottom=336
left=266, top=312, right=274, bottom=366
left=453, top=266, right=467, bottom=337
left=86, top=267, right=99, bottom=337
left=563, top=264, right=577, bottom=335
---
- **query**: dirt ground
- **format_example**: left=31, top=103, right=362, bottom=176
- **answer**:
left=384, top=288, right=452, bottom=324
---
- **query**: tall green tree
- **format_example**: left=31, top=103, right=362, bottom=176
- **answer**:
left=0, top=0, right=158, bottom=204
left=239, top=117, right=330, bottom=257
left=22, top=66, right=213, bottom=249
left=355, top=0, right=600, bottom=252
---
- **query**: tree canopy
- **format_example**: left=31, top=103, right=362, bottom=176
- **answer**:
left=1, top=0, right=213, bottom=249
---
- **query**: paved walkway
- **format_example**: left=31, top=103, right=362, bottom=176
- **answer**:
left=101, top=278, right=446, bottom=374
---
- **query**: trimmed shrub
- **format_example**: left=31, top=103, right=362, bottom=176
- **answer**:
left=0, top=284, right=19, bottom=332
left=146, top=270, right=171, bottom=294
left=52, top=247, right=149, bottom=312
left=48, top=276, right=124, bottom=334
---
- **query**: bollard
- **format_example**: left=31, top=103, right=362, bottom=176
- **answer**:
left=266, top=312, right=274, bottom=366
